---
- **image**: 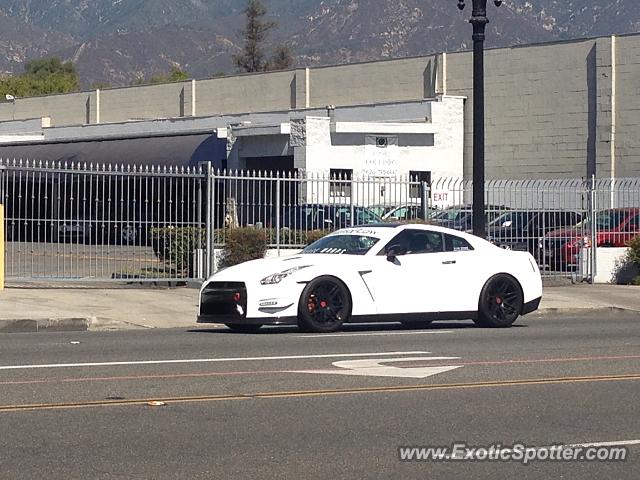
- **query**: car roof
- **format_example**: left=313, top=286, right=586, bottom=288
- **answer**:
left=345, top=222, right=487, bottom=246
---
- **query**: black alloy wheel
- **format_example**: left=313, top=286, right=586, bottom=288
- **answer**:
left=475, top=274, right=524, bottom=328
left=298, top=276, right=352, bottom=333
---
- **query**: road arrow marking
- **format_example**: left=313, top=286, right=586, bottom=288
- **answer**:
left=295, top=356, right=462, bottom=379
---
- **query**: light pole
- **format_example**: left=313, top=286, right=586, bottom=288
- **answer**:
left=456, top=0, right=502, bottom=238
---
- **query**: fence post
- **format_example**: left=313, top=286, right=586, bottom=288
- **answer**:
left=205, top=162, right=213, bottom=278
left=275, top=177, right=281, bottom=256
left=349, top=175, right=355, bottom=227
left=0, top=202, right=3, bottom=290
left=421, top=181, right=429, bottom=221
left=0, top=164, right=4, bottom=290
left=589, top=174, right=597, bottom=284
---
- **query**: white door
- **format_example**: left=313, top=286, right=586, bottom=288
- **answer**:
left=364, top=229, right=450, bottom=315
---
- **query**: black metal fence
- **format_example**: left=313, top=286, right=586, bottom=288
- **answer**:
left=1, top=160, right=639, bottom=283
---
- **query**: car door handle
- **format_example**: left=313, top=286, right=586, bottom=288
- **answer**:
left=442, top=260, right=457, bottom=265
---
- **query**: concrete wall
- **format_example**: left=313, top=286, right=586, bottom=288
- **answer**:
left=196, top=70, right=296, bottom=115
left=446, top=39, right=599, bottom=180
left=0, top=92, right=92, bottom=126
left=614, top=35, right=640, bottom=178
left=100, top=83, right=188, bottom=123
left=308, top=56, right=437, bottom=108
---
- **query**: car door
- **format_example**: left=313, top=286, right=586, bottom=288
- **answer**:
left=364, top=229, right=451, bottom=315
left=440, top=233, right=481, bottom=312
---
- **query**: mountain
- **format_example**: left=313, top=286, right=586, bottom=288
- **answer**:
left=0, top=0, right=638, bottom=87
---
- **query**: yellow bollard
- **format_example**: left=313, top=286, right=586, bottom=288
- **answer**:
left=0, top=203, right=4, bottom=290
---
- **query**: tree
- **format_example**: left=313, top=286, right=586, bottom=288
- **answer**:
left=133, top=67, right=190, bottom=86
left=268, top=44, right=294, bottom=71
left=233, top=0, right=276, bottom=73
left=0, top=57, right=80, bottom=98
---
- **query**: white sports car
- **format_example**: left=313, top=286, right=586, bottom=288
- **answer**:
left=198, top=224, right=543, bottom=333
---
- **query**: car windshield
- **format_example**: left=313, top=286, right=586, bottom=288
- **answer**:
left=489, top=211, right=532, bottom=228
left=368, top=206, right=393, bottom=218
left=302, top=234, right=380, bottom=255
left=433, top=208, right=470, bottom=222
left=577, top=210, right=629, bottom=230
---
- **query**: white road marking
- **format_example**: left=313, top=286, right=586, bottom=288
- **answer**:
left=566, top=439, right=640, bottom=448
left=0, top=351, right=430, bottom=371
left=450, top=439, right=640, bottom=459
left=296, top=355, right=462, bottom=379
left=294, top=331, right=454, bottom=338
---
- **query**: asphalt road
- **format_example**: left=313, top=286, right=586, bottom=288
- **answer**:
left=1, top=312, right=639, bottom=479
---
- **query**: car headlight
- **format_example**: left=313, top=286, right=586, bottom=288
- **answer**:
left=260, top=266, right=311, bottom=285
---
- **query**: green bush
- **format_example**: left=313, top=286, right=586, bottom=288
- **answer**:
left=219, top=227, right=268, bottom=268
left=627, top=236, right=640, bottom=284
left=303, top=229, right=330, bottom=245
left=151, top=227, right=205, bottom=275
left=627, top=236, right=640, bottom=267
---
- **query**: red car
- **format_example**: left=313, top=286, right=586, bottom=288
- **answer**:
left=539, top=208, right=640, bottom=268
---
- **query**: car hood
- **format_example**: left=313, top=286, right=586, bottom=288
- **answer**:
left=487, top=226, right=521, bottom=238
left=544, top=227, right=587, bottom=239
left=206, top=254, right=364, bottom=283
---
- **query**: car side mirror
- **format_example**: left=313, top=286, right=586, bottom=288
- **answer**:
left=324, top=219, right=333, bottom=226
left=386, top=244, right=407, bottom=262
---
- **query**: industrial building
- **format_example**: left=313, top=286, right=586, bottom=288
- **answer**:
left=1, top=32, right=640, bottom=182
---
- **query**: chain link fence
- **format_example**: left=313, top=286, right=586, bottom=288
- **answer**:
left=2, top=159, right=639, bottom=284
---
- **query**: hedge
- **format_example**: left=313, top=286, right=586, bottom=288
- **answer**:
left=151, top=227, right=330, bottom=271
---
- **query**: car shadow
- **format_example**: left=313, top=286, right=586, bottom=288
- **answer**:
left=188, top=320, right=502, bottom=335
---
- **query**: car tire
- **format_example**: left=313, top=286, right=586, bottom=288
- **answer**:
left=400, top=320, right=433, bottom=329
left=474, top=274, right=524, bottom=328
left=225, top=324, right=263, bottom=333
left=297, top=276, right=351, bottom=333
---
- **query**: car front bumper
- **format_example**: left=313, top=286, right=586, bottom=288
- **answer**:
left=521, top=296, right=542, bottom=315
left=197, top=279, right=303, bottom=326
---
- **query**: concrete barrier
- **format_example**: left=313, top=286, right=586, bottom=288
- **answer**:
left=594, top=247, right=630, bottom=284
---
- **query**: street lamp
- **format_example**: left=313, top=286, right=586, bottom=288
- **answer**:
left=456, top=0, right=502, bottom=238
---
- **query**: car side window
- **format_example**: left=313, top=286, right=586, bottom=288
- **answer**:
left=444, top=233, right=474, bottom=252
left=380, top=229, right=444, bottom=255
left=628, top=215, right=640, bottom=231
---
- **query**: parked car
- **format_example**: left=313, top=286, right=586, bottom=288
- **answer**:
left=368, top=204, right=398, bottom=218
left=487, top=210, right=583, bottom=253
left=198, top=224, right=543, bottom=333
left=432, top=204, right=510, bottom=231
left=539, top=208, right=640, bottom=268
left=382, top=205, right=427, bottom=222
left=56, top=201, right=169, bottom=245
left=270, top=204, right=383, bottom=230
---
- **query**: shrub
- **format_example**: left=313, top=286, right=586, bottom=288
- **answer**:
left=303, top=229, right=330, bottom=245
left=627, top=236, right=640, bottom=267
left=219, top=227, right=268, bottom=268
left=151, top=227, right=205, bottom=276
left=627, top=236, right=640, bottom=284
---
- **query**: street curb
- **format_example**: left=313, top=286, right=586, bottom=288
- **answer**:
left=0, top=316, right=96, bottom=333
left=533, top=306, right=640, bottom=317
left=1, top=307, right=638, bottom=334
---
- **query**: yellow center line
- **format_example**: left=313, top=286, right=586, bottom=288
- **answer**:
left=1, top=373, right=639, bottom=413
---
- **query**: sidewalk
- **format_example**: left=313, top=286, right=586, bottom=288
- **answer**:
left=1, top=284, right=639, bottom=333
